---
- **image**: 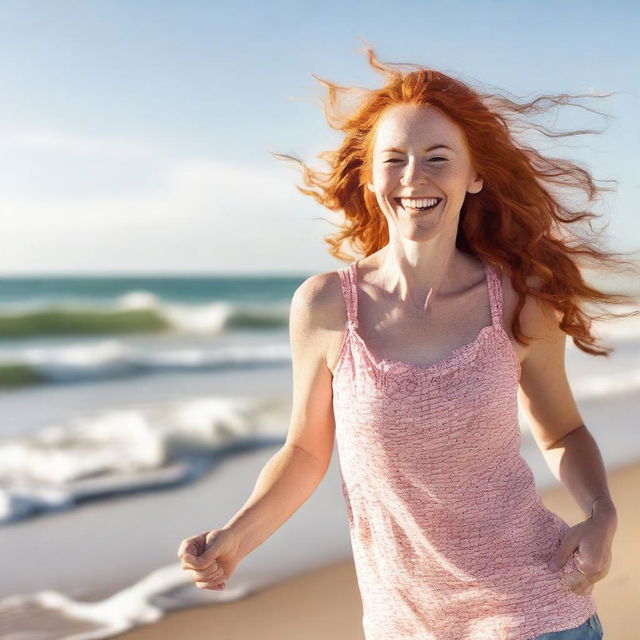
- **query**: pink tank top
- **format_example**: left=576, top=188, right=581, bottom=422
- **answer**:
left=332, top=257, right=597, bottom=640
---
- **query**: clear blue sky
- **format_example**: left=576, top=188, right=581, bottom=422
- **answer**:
left=0, top=0, right=637, bottom=274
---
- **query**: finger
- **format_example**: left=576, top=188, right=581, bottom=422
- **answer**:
left=178, top=538, right=203, bottom=561
left=571, top=553, right=593, bottom=580
left=181, top=549, right=217, bottom=570
left=181, top=555, right=215, bottom=571
left=178, top=531, right=213, bottom=559
left=574, top=551, right=606, bottom=583
left=548, top=534, right=580, bottom=571
left=189, top=565, right=224, bottom=581
left=177, top=541, right=194, bottom=560
left=576, top=580, right=594, bottom=596
left=188, top=566, right=225, bottom=583
left=195, top=579, right=227, bottom=590
left=182, top=553, right=219, bottom=571
left=180, top=554, right=203, bottom=570
left=565, top=571, right=593, bottom=596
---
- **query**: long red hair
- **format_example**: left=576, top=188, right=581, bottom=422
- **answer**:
left=274, top=45, right=639, bottom=356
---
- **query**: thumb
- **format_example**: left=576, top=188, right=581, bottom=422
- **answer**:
left=201, top=536, right=223, bottom=564
left=190, top=534, right=225, bottom=570
left=183, top=541, right=200, bottom=559
left=547, top=532, right=578, bottom=572
left=179, top=533, right=209, bottom=565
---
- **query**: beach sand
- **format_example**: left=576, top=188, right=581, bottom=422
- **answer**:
left=117, top=459, right=639, bottom=640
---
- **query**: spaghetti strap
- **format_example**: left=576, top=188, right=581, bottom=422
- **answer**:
left=337, top=261, right=359, bottom=329
left=483, top=260, right=504, bottom=330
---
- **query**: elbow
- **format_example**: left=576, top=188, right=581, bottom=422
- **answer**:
left=544, top=423, right=586, bottom=451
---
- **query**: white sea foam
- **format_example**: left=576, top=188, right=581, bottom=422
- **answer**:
left=0, top=394, right=288, bottom=524
left=0, top=563, right=252, bottom=640
left=0, top=338, right=292, bottom=383
left=0, top=293, right=291, bottom=336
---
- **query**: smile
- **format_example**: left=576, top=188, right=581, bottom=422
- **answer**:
left=394, top=197, right=442, bottom=211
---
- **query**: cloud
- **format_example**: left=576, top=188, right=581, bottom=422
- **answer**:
left=0, top=157, right=329, bottom=272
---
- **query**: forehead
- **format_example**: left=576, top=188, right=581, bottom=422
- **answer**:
left=373, top=103, right=464, bottom=150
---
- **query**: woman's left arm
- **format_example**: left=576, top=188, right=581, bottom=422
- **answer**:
left=517, top=294, right=618, bottom=594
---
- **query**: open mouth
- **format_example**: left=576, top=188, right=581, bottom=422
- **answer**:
left=394, top=197, right=443, bottom=212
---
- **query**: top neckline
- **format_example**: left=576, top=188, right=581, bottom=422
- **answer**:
left=343, top=257, right=502, bottom=375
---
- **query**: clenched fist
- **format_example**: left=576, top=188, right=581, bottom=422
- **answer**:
left=178, top=528, right=243, bottom=591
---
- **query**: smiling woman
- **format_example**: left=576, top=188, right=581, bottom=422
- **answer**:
left=276, top=49, right=638, bottom=357
left=177, top=44, right=638, bottom=640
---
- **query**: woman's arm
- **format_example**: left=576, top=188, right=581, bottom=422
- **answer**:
left=517, top=295, right=617, bottom=521
left=179, top=272, right=342, bottom=590
left=538, top=425, right=617, bottom=521
left=218, top=272, right=340, bottom=558
left=517, top=291, right=617, bottom=592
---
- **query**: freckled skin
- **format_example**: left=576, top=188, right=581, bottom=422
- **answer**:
left=366, top=103, right=483, bottom=245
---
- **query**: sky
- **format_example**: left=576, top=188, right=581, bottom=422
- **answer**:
left=0, top=0, right=638, bottom=275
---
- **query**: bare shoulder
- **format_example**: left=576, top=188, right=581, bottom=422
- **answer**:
left=507, top=267, right=582, bottom=451
left=291, top=270, right=346, bottom=328
left=499, top=267, right=565, bottom=362
left=290, top=269, right=348, bottom=370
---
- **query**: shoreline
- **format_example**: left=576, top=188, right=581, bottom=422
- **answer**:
left=116, top=459, right=639, bottom=640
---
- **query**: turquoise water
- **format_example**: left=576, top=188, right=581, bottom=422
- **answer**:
left=0, top=274, right=311, bottom=386
left=0, top=274, right=308, bottom=306
left=0, top=274, right=310, bottom=339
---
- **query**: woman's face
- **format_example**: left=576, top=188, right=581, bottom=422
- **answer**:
left=367, top=103, right=483, bottom=242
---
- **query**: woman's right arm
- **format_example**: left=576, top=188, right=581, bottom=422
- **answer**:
left=178, top=272, right=341, bottom=589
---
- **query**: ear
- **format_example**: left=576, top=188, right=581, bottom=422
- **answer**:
left=468, top=174, right=483, bottom=194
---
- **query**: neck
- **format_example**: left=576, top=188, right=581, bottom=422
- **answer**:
left=376, top=245, right=470, bottom=313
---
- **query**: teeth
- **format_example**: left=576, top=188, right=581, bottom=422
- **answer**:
left=399, top=197, right=440, bottom=209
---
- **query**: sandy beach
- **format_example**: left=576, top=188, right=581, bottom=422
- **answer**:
left=116, top=459, right=639, bottom=640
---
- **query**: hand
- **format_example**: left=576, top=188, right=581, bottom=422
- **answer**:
left=178, top=527, right=243, bottom=591
left=547, top=507, right=617, bottom=596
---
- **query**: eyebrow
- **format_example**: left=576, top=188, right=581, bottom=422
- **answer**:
left=381, top=144, right=454, bottom=153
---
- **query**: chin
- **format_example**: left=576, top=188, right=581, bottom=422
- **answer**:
left=397, top=215, right=440, bottom=235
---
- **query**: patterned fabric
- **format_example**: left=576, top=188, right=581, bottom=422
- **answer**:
left=332, top=257, right=597, bottom=640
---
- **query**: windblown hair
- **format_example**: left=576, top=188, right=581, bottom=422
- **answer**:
left=274, top=45, right=639, bottom=356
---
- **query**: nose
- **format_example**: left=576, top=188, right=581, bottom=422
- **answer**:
left=400, top=158, right=428, bottom=187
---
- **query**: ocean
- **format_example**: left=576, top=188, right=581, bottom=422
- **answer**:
left=0, top=274, right=301, bottom=387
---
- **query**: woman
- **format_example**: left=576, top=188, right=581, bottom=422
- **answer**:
left=178, top=47, right=637, bottom=639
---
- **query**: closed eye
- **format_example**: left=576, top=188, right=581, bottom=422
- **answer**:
left=384, top=157, right=448, bottom=163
